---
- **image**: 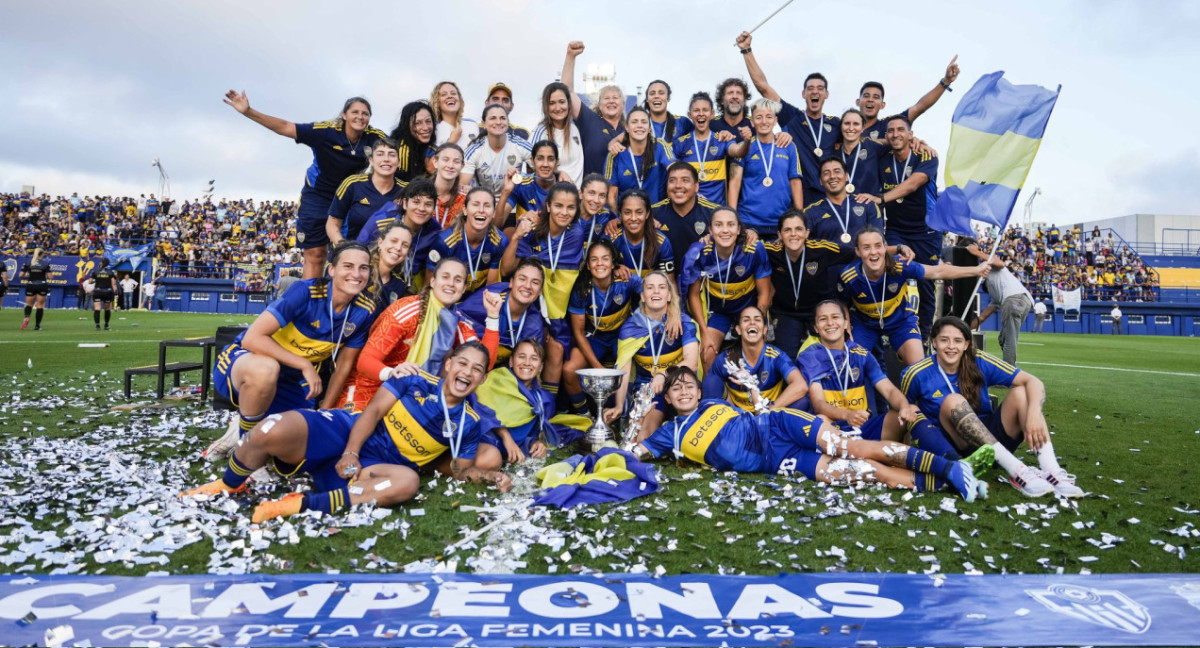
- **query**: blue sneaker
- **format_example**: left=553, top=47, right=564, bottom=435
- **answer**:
left=948, top=460, right=979, bottom=503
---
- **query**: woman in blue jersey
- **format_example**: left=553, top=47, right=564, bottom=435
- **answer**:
left=672, top=92, right=748, bottom=204
left=798, top=301, right=968, bottom=457
left=703, top=305, right=808, bottom=412
left=205, top=242, right=378, bottom=461
left=633, top=366, right=982, bottom=501
left=474, top=339, right=562, bottom=468
left=563, top=239, right=642, bottom=413
left=496, top=140, right=561, bottom=234
left=643, top=80, right=692, bottom=144
left=427, top=187, right=507, bottom=299
left=358, top=179, right=441, bottom=294
left=223, top=91, right=385, bottom=279
left=838, top=226, right=988, bottom=365
left=681, top=207, right=772, bottom=369
left=728, top=98, right=805, bottom=236
left=611, top=189, right=675, bottom=281
left=186, top=342, right=512, bottom=521
left=900, top=317, right=1083, bottom=498
left=326, top=137, right=405, bottom=246
left=387, top=100, right=436, bottom=182
left=457, top=257, right=547, bottom=366
left=835, top=109, right=888, bottom=198
left=364, top=222, right=413, bottom=312
left=500, top=182, right=586, bottom=395
left=606, top=271, right=695, bottom=432
left=577, top=174, right=616, bottom=251
left=604, top=107, right=676, bottom=209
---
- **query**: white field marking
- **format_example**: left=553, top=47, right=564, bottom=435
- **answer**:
left=1022, top=361, right=1200, bottom=378
left=1018, top=342, right=1045, bottom=346
left=0, top=339, right=160, bottom=344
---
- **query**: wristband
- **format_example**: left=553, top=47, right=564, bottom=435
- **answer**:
left=485, top=316, right=499, bottom=329
left=939, top=79, right=953, bottom=91
left=379, top=367, right=392, bottom=382
left=740, top=47, right=752, bottom=54
left=343, top=451, right=359, bottom=458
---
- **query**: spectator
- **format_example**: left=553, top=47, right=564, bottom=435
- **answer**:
left=1110, top=303, right=1122, bottom=335
left=140, top=278, right=156, bottom=310
left=1033, top=299, right=1047, bottom=333
left=119, top=273, right=138, bottom=310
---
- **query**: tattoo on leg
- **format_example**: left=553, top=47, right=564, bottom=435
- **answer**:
left=950, top=401, right=999, bottom=447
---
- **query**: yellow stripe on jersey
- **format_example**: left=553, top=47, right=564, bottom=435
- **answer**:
left=977, top=351, right=1019, bottom=375
left=594, top=300, right=634, bottom=333
left=336, top=174, right=369, bottom=199
left=271, top=324, right=337, bottom=364
left=820, top=385, right=870, bottom=412
left=697, top=197, right=720, bottom=209
left=808, top=239, right=840, bottom=252
left=708, top=274, right=756, bottom=302
left=679, top=403, right=740, bottom=465
left=900, top=358, right=935, bottom=394
left=383, top=401, right=449, bottom=466
left=635, top=346, right=684, bottom=374
left=692, top=160, right=727, bottom=181
left=724, top=380, right=785, bottom=412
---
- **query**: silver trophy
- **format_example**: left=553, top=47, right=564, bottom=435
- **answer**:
left=622, top=382, right=657, bottom=451
left=575, top=368, right=627, bottom=452
left=724, top=357, right=772, bottom=414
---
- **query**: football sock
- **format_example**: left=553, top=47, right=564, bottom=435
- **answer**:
left=35, top=308, right=43, bottom=327
left=222, top=455, right=255, bottom=489
left=904, top=447, right=954, bottom=479
left=993, top=443, right=1026, bottom=478
left=1035, top=439, right=1063, bottom=473
left=913, top=474, right=948, bottom=493
left=239, top=412, right=266, bottom=436
left=303, top=486, right=350, bottom=514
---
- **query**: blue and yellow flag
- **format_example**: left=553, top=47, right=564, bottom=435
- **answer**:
left=407, top=298, right=458, bottom=374
left=930, top=71, right=1060, bottom=237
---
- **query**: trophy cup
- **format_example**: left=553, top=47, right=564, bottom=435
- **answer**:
left=575, top=368, right=627, bottom=452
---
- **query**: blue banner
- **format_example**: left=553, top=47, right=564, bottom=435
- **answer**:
left=2, top=255, right=96, bottom=287
left=102, top=243, right=154, bottom=272
left=2, top=573, right=1196, bottom=646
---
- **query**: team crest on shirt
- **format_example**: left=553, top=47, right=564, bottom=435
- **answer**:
left=481, top=253, right=492, bottom=264
left=444, top=420, right=457, bottom=436
left=694, top=221, right=706, bottom=235
left=901, top=166, right=911, bottom=179
left=343, top=322, right=357, bottom=336
left=806, top=262, right=818, bottom=275
left=858, top=148, right=868, bottom=160
left=364, top=146, right=372, bottom=156
left=853, top=206, right=865, bottom=217
left=614, top=293, right=625, bottom=305
left=760, top=370, right=769, bottom=382
left=888, top=282, right=900, bottom=293
left=868, top=129, right=881, bottom=140
left=297, top=231, right=306, bottom=243
left=709, top=145, right=719, bottom=155
left=823, top=123, right=833, bottom=132
left=850, top=366, right=860, bottom=381
left=428, top=249, right=441, bottom=264
left=389, top=291, right=400, bottom=302
left=734, top=265, right=746, bottom=277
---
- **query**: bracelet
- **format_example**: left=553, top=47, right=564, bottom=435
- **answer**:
left=343, top=451, right=359, bottom=458
left=740, top=47, right=752, bottom=54
left=940, top=79, right=953, bottom=91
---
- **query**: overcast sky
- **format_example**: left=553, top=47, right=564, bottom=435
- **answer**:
left=3, top=0, right=1198, bottom=227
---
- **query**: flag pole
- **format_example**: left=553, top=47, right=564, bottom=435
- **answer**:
left=958, top=221, right=1009, bottom=320
left=748, top=0, right=795, bottom=33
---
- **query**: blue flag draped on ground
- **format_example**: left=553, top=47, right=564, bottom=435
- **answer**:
left=534, top=447, right=658, bottom=508
left=930, top=71, right=1060, bottom=237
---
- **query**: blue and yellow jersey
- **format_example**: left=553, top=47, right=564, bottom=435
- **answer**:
left=679, top=239, right=771, bottom=316
left=878, top=149, right=938, bottom=234
left=797, top=342, right=886, bottom=430
left=653, top=197, right=719, bottom=265
left=567, top=274, right=642, bottom=338
left=672, top=132, right=735, bottom=204
left=901, top=352, right=1020, bottom=421
left=604, top=142, right=676, bottom=205
left=514, top=221, right=589, bottom=320
left=457, top=281, right=546, bottom=364
left=294, top=120, right=387, bottom=198
left=367, top=372, right=483, bottom=468
left=474, top=367, right=554, bottom=450
left=145, top=198, right=159, bottom=214
left=328, top=174, right=406, bottom=241
left=837, top=138, right=889, bottom=197
left=650, top=114, right=694, bottom=143
left=616, top=310, right=698, bottom=384
left=777, top=101, right=840, bottom=194
left=577, top=209, right=617, bottom=250
left=732, top=140, right=802, bottom=231
left=641, top=400, right=769, bottom=471
left=357, top=202, right=443, bottom=288
left=805, top=197, right=883, bottom=243
left=837, top=259, right=926, bottom=331
left=429, top=226, right=508, bottom=298
left=506, top=177, right=550, bottom=218
left=365, top=271, right=409, bottom=311
left=237, top=279, right=376, bottom=377
left=613, top=229, right=675, bottom=277
left=862, top=109, right=912, bottom=143
left=705, top=344, right=797, bottom=412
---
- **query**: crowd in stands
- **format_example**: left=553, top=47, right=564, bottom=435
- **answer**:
left=1, top=192, right=303, bottom=282
left=972, top=224, right=1159, bottom=303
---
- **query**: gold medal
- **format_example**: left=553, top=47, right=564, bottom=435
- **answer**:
left=698, top=171, right=708, bottom=181
left=840, top=232, right=852, bottom=244
left=510, top=173, right=524, bottom=185
left=762, top=177, right=773, bottom=187
left=814, top=147, right=823, bottom=157
left=846, top=183, right=856, bottom=193
left=896, top=197, right=904, bottom=204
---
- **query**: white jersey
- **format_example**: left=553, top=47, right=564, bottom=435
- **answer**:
left=435, top=119, right=479, bottom=148
left=984, top=267, right=1031, bottom=303
left=463, top=134, right=533, bottom=200
left=531, top=121, right=584, bottom=186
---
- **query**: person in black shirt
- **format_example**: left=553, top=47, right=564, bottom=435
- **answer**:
left=89, top=257, right=118, bottom=330
left=651, top=162, right=719, bottom=263
left=20, top=249, right=51, bottom=330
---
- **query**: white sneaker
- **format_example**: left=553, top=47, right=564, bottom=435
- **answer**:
left=203, top=418, right=241, bottom=463
left=1010, top=464, right=1054, bottom=497
left=1043, top=468, right=1085, bottom=498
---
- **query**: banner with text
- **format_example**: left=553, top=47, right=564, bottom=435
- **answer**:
left=3, top=255, right=99, bottom=287
left=2, top=573, right=1197, bottom=647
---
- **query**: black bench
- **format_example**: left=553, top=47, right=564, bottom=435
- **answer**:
left=124, top=362, right=205, bottom=398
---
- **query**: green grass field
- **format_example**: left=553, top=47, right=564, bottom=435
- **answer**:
left=1, top=307, right=1197, bottom=578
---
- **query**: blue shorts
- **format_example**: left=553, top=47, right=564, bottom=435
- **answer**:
left=213, top=343, right=314, bottom=415
left=849, top=313, right=923, bottom=356
left=777, top=448, right=823, bottom=480
left=296, top=190, right=332, bottom=250
left=547, top=318, right=571, bottom=349
left=833, top=413, right=886, bottom=441
left=706, top=310, right=735, bottom=336
left=981, top=410, right=1022, bottom=452
left=764, top=408, right=825, bottom=479
left=481, top=418, right=538, bottom=463
left=582, top=332, right=619, bottom=364
left=299, top=408, right=422, bottom=490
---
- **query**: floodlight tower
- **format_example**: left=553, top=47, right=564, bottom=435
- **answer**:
left=151, top=158, right=171, bottom=200
left=1023, top=187, right=1042, bottom=230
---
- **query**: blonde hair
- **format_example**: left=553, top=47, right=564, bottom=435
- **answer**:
left=430, top=81, right=464, bottom=127
left=642, top=270, right=682, bottom=339
left=749, top=97, right=782, bottom=116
